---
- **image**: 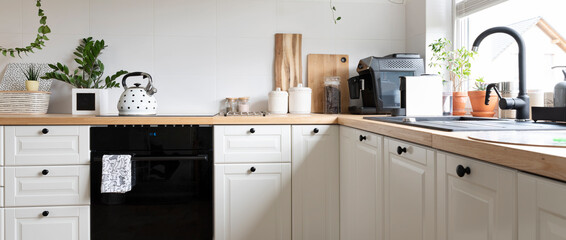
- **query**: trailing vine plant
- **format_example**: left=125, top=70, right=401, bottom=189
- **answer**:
left=330, top=0, right=341, bottom=24
left=0, top=0, right=51, bottom=57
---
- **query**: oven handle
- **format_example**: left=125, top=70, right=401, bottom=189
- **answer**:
left=132, top=155, right=208, bottom=161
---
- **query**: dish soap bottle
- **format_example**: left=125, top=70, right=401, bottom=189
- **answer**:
left=552, top=66, right=566, bottom=107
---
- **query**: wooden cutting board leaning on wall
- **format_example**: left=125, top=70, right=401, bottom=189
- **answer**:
left=274, top=33, right=302, bottom=91
left=307, top=54, right=349, bottom=113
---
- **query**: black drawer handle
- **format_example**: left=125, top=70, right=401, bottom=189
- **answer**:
left=313, top=128, right=319, bottom=134
left=250, top=167, right=256, bottom=173
left=359, top=135, right=367, bottom=141
left=42, top=169, right=49, bottom=176
left=41, top=128, right=49, bottom=134
left=456, top=165, right=471, bottom=177
left=397, top=146, right=407, bottom=155
left=249, top=128, right=256, bottom=134
left=42, top=211, right=49, bottom=217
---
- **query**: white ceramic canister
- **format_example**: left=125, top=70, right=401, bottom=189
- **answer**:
left=268, top=88, right=288, bottom=114
left=288, top=83, right=312, bottom=114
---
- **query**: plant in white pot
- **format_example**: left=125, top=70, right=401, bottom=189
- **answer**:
left=21, top=65, right=41, bottom=91
left=42, top=37, right=127, bottom=115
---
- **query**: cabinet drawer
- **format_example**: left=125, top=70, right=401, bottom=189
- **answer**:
left=5, top=166, right=90, bottom=207
left=214, top=125, right=291, bottom=163
left=5, top=206, right=90, bottom=240
left=387, top=138, right=428, bottom=165
left=0, top=187, right=4, bottom=207
left=357, top=129, right=380, bottom=148
left=0, top=167, right=3, bottom=186
left=5, top=126, right=90, bottom=166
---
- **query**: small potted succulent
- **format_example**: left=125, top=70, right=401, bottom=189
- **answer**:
left=468, top=77, right=498, bottom=117
left=21, top=65, right=42, bottom=91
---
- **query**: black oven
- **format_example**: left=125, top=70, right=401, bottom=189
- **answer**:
left=90, top=125, right=213, bottom=240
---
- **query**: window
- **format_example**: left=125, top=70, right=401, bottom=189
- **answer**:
left=456, top=0, right=566, bottom=92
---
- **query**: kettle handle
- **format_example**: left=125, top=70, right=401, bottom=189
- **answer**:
left=121, top=72, right=157, bottom=95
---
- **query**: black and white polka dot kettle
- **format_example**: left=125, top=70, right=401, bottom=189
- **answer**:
left=117, top=72, right=158, bottom=116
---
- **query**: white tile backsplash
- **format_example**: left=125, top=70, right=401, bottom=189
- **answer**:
left=0, top=0, right=412, bottom=114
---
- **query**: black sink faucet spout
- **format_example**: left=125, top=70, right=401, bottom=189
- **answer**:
left=472, top=26, right=530, bottom=121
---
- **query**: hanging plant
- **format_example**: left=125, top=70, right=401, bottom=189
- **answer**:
left=330, top=0, right=341, bottom=24
left=0, top=0, right=51, bottom=58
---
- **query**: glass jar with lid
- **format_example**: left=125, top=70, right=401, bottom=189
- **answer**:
left=238, top=97, right=250, bottom=113
left=323, top=76, right=341, bottom=114
left=225, top=98, right=238, bottom=113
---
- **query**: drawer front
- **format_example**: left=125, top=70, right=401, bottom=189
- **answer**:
left=387, top=138, right=428, bottom=165
left=0, top=167, right=3, bottom=186
left=5, top=166, right=90, bottom=207
left=5, top=206, right=90, bottom=240
left=214, top=125, right=291, bottom=163
left=356, top=129, right=380, bottom=148
left=5, top=126, right=90, bottom=166
left=0, top=187, right=4, bottom=207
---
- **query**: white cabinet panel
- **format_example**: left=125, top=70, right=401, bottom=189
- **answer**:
left=437, top=152, right=516, bottom=240
left=0, top=209, right=3, bottom=240
left=5, top=126, right=90, bottom=166
left=340, top=126, right=384, bottom=240
left=519, top=173, right=566, bottom=240
left=384, top=137, right=435, bottom=240
left=5, top=206, right=90, bottom=240
left=5, top=166, right=90, bottom=207
left=214, top=163, right=291, bottom=240
left=292, top=125, right=339, bottom=240
left=0, top=126, right=4, bottom=166
left=214, top=125, right=291, bottom=163
left=0, top=187, right=3, bottom=207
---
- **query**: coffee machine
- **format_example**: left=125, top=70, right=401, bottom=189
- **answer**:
left=348, top=54, right=424, bottom=115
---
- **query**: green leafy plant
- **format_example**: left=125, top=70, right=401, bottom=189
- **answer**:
left=21, top=65, right=42, bottom=81
left=0, top=0, right=50, bottom=57
left=330, top=0, right=341, bottom=24
left=42, top=37, right=127, bottom=88
left=473, top=77, right=487, bottom=91
left=428, top=38, right=476, bottom=92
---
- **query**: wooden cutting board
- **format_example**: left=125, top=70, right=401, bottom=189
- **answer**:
left=307, top=54, right=349, bottom=113
left=274, top=33, right=302, bottom=91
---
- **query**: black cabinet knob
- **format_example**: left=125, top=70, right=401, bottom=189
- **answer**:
left=42, top=169, right=49, bottom=175
left=249, top=128, right=255, bottom=134
left=41, top=128, right=49, bottom=134
left=250, top=167, right=256, bottom=173
left=359, top=135, right=367, bottom=141
left=456, top=165, right=471, bottom=177
left=42, top=211, right=49, bottom=217
left=313, top=128, right=319, bottom=134
left=397, top=146, right=407, bottom=155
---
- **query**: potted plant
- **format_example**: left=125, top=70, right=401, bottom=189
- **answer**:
left=428, top=38, right=476, bottom=116
left=468, top=77, right=498, bottom=117
left=42, top=37, right=127, bottom=115
left=21, top=65, right=41, bottom=91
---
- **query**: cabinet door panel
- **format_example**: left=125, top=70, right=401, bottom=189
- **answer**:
left=5, top=126, right=89, bottom=166
left=385, top=138, right=435, bottom=240
left=519, top=173, right=566, bottom=240
left=438, top=153, right=516, bottom=240
left=214, top=125, right=291, bottom=163
left=292, top=125, right=339, bottom=240
left=0, top=209, right=3, bottom=240
left=215, top=163, right=291, bottom=240
left=5, top=166, right=90, bottom=207
left=5, top=206, right=90, bottom=240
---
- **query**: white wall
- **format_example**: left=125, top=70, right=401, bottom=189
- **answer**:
left=0, top=0, right=408, bottom=114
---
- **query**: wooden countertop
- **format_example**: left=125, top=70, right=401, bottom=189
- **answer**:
left=0, top=113, right=565, bottom=182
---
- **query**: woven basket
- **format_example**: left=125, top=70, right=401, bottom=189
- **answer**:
left=0, top=91, right=50, bottom=114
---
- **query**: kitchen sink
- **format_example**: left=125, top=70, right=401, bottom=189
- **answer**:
left=363, top=116, right=566, bottom=131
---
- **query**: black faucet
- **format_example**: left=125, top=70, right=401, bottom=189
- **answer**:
left=472, top=26, right=530, bottom=121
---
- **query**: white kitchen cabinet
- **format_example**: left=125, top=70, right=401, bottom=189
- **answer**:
left=0, top=209, right=3, bottom=240
left=518, top=172, right=566, bottom=240
left=5, top=126, right=90, bottom=166
left=292, top=125, right=339, bottom=240
left=437, top=152, right=516, bottom=240
left=340, top=126, right=384, bottom=240
left=384, top=137, right=435, bottom=240
left=214, top=163, right=291, bottom=240
left=214, top=125, right=291, bottom=163
left=5, top=166, right=90, bottom=207
left=5, top=206, right=90, bottom=240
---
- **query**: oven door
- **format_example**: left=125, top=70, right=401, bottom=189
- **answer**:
left=91, top=154, right=213, bottom=240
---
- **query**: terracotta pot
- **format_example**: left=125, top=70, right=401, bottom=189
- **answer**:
left=452, top=91, right=468, bottom=116
left=468, top=90, right=498, bottom=117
